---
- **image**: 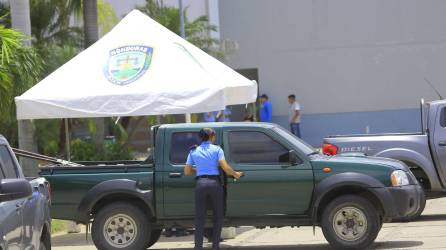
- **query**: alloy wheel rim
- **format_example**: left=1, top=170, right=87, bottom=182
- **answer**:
left=332, top=206, right=368, bottom=241
left=103, top=213, right=138, bottom=248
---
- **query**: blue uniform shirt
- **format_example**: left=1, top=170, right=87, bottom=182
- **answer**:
left=260, top=101, right=272, bottom=122
left=186, top=141, right=225, bottom=176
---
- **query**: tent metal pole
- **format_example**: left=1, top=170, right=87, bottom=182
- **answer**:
left=65, top=118, right=71, bottom=161
left=179, top=0, right=190, bottom=123
left=179, top=0, right=185, bottom=38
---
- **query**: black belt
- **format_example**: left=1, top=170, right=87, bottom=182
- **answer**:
left=195, top=175, right=220, bottom=181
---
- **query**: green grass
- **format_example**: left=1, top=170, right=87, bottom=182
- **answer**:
left=51, top=219, right=67, bottom=234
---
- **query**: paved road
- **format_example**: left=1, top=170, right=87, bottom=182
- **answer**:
left=52, top=197, right=446, bottom=250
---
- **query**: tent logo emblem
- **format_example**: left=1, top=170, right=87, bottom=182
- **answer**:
left=104, top=45, right=153, bottom=85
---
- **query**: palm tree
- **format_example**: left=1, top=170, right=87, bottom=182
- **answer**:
left=138, top=0, right=223, bottom=59
left=82, top=0, right=98, bottom=47
left=79, top=0, right=105, bottom=146
left=4, top=0, right=43, bottom=176
left=0, top=27, right=42, bottom=113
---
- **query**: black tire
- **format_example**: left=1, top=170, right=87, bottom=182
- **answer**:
left=321, top=195, right=380, bottom=250
left=145, top=229, right=162, bottom=249
left=92, top=202, right=152, bottom=250
left=39, top=239, right=48, bottom=250
left=39, top=226, right=51, bottom=250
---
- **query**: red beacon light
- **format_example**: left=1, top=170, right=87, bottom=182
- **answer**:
left=322, top=143, right=338, bottom=156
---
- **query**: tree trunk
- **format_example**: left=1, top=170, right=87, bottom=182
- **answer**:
left=10, top=0, right=38, bottom=177
left=10, top=0, right=31, bottom=45
left=83, top=0, right=99, bottom=47
left=82, top=0, right=104, bottom=146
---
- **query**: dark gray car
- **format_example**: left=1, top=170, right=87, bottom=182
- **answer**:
left=0, top=135, right=51, bottom=250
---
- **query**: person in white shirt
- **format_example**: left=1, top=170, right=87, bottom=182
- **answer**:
left=288, top=94, right=302, bottom=138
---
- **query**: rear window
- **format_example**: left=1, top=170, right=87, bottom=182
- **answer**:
left=0, top=145, right=18, bottom=178
left=170, top=132, right=201, bottom=164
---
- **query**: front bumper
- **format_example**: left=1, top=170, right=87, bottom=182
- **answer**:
left=371, top=184, right=424, bottom=219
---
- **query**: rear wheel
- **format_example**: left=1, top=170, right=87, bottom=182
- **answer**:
left=321, top=195, right=380, bottom=250
left=92, top=202, right=153, bottom=250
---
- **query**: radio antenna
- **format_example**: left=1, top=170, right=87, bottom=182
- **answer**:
left=424, top=77, right=443, bottom=100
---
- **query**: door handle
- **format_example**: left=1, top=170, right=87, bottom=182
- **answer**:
left=439, top=141, right=446, bottom=147
left=169, top=172, right=183, bottom=178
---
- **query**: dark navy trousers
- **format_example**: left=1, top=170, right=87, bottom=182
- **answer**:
left=194, top=178, right=224, bottom=250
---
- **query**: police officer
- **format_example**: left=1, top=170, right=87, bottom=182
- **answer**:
left=184, top=128, right=243, bottom=250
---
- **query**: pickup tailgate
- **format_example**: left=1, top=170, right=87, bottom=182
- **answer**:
left=39, top=163, right=154, bottom=221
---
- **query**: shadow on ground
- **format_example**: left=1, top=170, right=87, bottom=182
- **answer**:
left=52, top=232, right=93, bottom=247
left=53, top=231, right=423, bottom=250
left=417, top=214, right=446, bottom=221
left=150, top=241, right=423, bottom=250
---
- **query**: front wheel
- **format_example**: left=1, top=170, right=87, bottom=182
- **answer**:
left=92, top=202, right=152, bottom=250
left=321, top=195, right=380, bottom=250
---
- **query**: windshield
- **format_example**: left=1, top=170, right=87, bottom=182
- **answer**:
left=273, top=126, right=317, bottom=156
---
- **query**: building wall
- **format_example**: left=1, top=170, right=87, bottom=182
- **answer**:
left=219, top=0, right=446, bottom=145
left=106, top=0, right=218, bottom=29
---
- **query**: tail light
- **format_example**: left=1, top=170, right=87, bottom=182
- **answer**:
left=322, top=143, right=338, bottom=155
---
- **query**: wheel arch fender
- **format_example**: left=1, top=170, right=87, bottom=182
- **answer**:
left=312, top=172, right=391, bottom=222
left=376, top=148, right=441, bottom=190
left=76, top=179, right=154, bottom=223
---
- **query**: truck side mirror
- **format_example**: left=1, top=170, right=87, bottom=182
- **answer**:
left=289, top=150, right=300, bottom=166
left=0, top=179, right=32, bottom=202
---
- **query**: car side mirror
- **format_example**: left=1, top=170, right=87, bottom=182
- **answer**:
left=289, top=150, right=299, bottom=166
left=0, top=179, right=32, bottom=202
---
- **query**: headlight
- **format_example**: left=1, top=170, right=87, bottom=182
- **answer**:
left=391, top=170, right=409, bottom=186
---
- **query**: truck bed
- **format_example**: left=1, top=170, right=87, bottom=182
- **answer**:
left=39, top=161, right=154, bottom=220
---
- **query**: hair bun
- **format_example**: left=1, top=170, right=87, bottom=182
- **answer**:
left=199, top=128, right=215, bottom=141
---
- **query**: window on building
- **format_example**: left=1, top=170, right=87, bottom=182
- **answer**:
left=170, top=132, right=202, bottom=164
left=0, top=146, right=18, bottom=179
left=228, top=131, right=293, bottom=164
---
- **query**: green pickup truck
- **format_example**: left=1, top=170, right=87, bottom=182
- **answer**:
left=40, top=122, right=423, bottom=250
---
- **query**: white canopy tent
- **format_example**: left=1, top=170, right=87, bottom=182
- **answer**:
left=15, top=10, right=257, bottom=120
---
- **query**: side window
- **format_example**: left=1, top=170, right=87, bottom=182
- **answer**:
left=228, top=131, right=292, bottom=164
left=170, top=132, right=201, bottom=164
left=0, top=145, right=18, bottom=179
left=440, top=107, right=446, bottom=128
left=0, top=159, right=4, bottom=179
